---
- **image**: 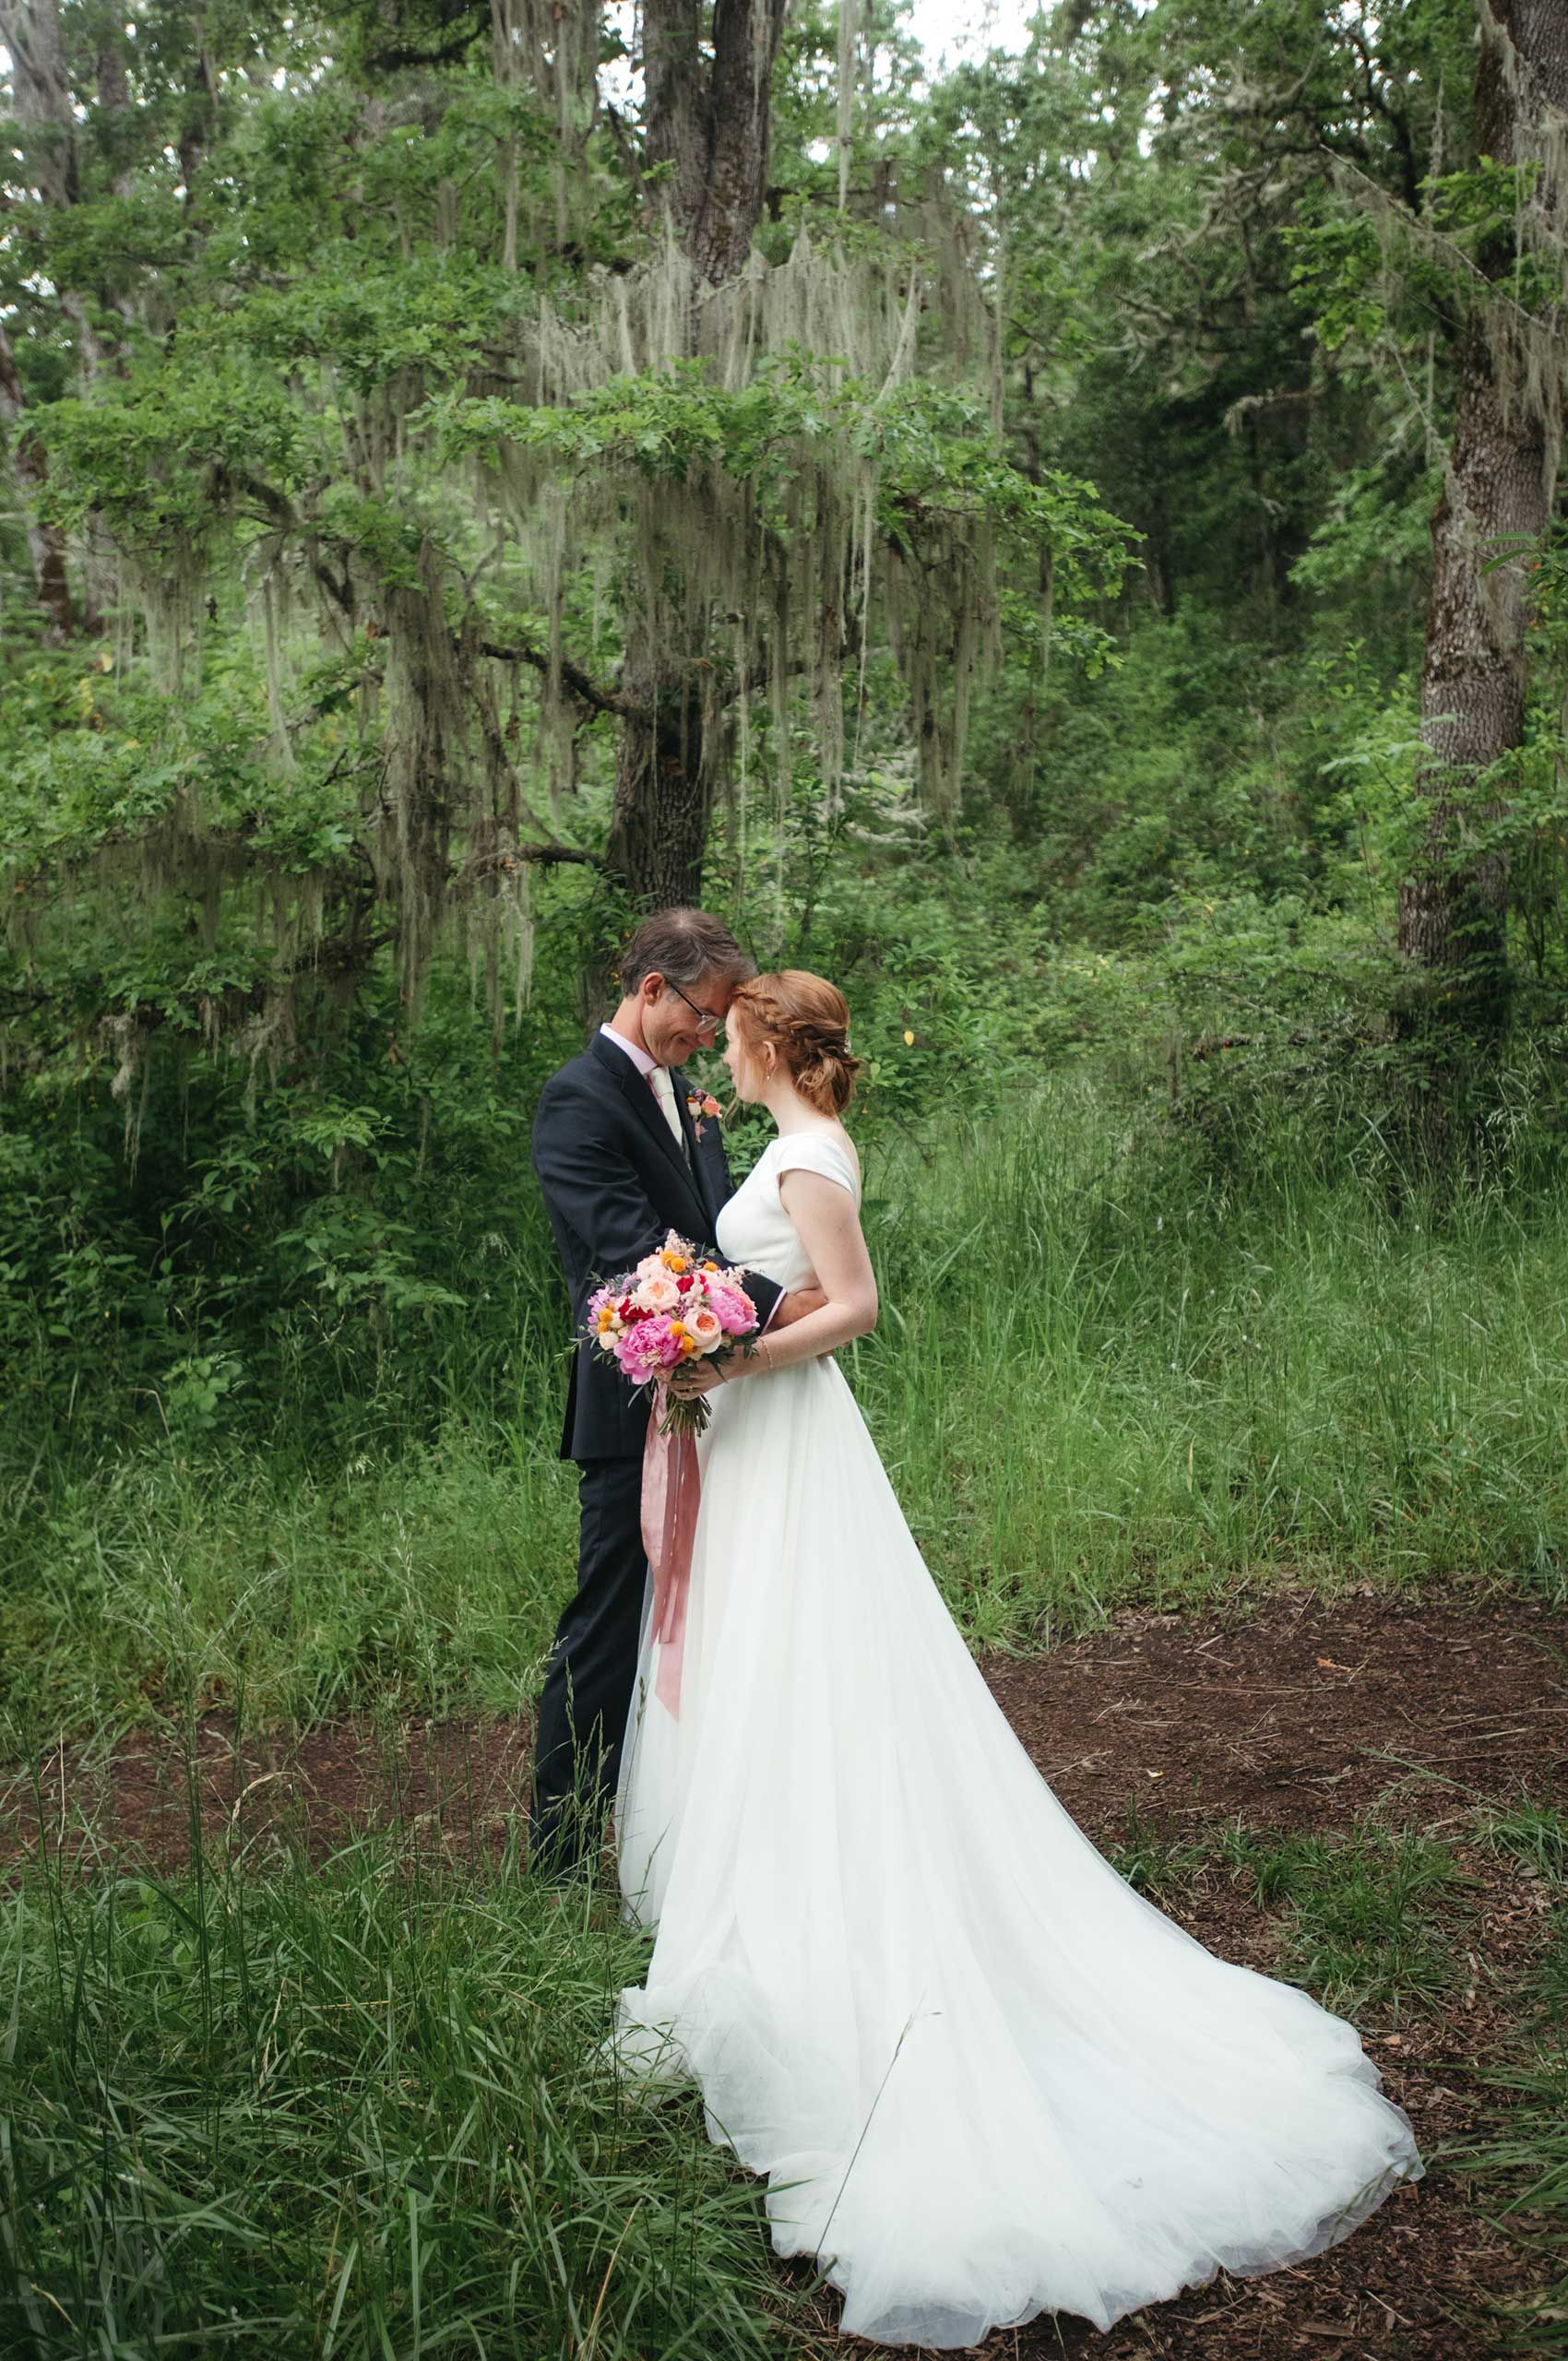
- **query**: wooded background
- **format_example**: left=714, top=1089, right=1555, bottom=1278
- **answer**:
left=5, top=19, right=1568, bottom=2352
left=3, top=0, right=1567, bottom=1708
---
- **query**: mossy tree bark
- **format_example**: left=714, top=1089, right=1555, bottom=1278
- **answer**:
left=0, top=0, right=84, bottom=634
left=1398, top=0, right=1568, bottom=1064
left=0, top=322, right=76, bottom=639
left=606, top=675, right=711, bottom=911
left=607, top=0, right=790, bottom=916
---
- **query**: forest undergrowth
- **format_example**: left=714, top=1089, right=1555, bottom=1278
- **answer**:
left=5, top=1066, right=1566, bottom=1746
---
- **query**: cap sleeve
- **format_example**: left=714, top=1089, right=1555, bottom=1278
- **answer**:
left=773, top=1131, right=861, bottom=1204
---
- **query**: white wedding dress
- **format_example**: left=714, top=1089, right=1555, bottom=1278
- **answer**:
left=611, top=1127, right=1422, bottom=2348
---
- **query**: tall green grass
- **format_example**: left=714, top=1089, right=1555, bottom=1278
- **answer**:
left=6, top=1075, right=1567, bottom=1736
left=0, top=1800, right=820, bottom=2359
left=1, top=1429, right=577, bottom=1736
left=854, top=1076, right=1568, bottom=1643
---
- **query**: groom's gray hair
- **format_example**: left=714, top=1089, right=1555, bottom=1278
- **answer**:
left=619, top=908, right=756, bottom=995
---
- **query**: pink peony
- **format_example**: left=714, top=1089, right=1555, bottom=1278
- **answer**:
left=614, top=1322, right=670, bottom=1383
left=660, top=1320, right=695, bottom=1365
left=707, top=1276, right=757, bottom=1336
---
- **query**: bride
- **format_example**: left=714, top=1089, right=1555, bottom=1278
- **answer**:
left=609, top=968, right=1422, bottom=2349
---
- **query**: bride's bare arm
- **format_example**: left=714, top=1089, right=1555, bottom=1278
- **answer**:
left=675, top=1168, right=875, bottom=1394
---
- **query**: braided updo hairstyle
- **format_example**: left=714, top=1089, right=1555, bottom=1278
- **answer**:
left=729, top=971, right=861, bottom=1117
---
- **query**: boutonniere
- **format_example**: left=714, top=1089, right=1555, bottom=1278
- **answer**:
left=685, top=1090, right=722, bottom=1141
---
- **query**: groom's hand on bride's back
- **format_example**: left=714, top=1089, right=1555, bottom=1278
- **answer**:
left=773, top=1286, right=827, bottom=1328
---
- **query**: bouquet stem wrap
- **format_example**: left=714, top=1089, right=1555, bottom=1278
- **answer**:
left=640, top=1384, right=702, bottom=1716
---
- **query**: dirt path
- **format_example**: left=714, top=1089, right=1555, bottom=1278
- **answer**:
left=989, top=1588, right=1567, bottom=1834
left=6, top=1591, right=1561, bottom=1874
left=3, top=1586, right=1564, bottom=2361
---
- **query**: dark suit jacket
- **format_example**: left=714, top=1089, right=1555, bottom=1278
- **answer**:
left=531, top=1028, right=784, bottom=1461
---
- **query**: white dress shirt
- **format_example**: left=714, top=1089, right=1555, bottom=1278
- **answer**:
left=599, top=1022, right=686, bottom=1157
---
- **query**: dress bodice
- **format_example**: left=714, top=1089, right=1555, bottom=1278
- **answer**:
left=716, top=1129, right=861, bottom=1295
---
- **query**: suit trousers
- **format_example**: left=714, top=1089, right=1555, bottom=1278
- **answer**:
left=529, top=1453, right=647, bottom=1880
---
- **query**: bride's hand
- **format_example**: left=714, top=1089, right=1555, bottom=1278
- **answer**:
left=670, top=1356, right=728, bottom=1399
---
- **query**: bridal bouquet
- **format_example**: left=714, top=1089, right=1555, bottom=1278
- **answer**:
left=587, top=1232, right=757, bottom=1718
left=587, top=1231, right=759, bottom=1437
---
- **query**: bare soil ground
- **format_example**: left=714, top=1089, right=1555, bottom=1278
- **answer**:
left=4, top=1585, right=1564, bottom=2361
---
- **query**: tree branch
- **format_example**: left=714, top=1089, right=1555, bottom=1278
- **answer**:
left=227, top=469, right=356, bottom=615
left=479, top=636, right=634, bottom=718
left=513, top=841, right=602, bottom=866
left=364, top=3, right=489, bottom=75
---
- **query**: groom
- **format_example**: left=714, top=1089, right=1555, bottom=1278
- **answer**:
left=529, top=907, right=823, bottom=1880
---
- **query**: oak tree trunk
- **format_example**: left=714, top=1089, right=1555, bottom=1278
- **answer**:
left=0, top=0, right=149, bottom=635
left=1399, top=318, right=1545, bottom=1024
left=1397, top=0, right=1568, bottom=1052
left=607, top=0, right=790, bottom=913
left=605, top=636, right=710, bottom=908
left=0, top=323, right=76, bottom=639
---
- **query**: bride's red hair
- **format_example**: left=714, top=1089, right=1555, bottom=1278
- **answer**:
left=729, top=971, right=861, bottom=1116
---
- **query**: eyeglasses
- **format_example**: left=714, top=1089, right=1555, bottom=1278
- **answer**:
left=666, top=980, right=726, bottom=1038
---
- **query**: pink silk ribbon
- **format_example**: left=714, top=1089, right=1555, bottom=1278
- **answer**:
left=641, top=1386, right=701, bottom=1716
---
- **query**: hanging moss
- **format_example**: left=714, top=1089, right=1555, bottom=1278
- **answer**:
left=8, top=43, right=1127, bottom=1081
left=1336, top=9, right=1567, bottom=502
left=469, top=223, right=1022, bottom=830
